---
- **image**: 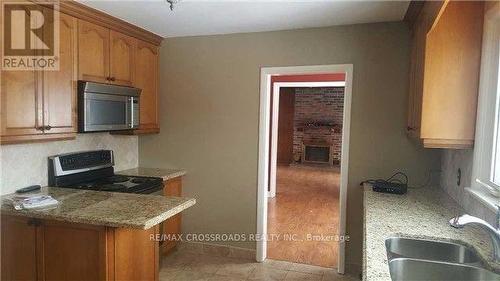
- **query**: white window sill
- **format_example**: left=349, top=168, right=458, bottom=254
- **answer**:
left=465, top=187, right=499, bottom=212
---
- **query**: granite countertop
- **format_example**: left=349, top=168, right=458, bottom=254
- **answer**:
left=117, top=167, right=187, bottom=181
left=1, top=187, right=196, bottom=230
left=363, top=186, right=500, bottom=281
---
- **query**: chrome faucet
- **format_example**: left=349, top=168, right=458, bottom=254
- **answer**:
left=450, top=210, right=500, bottom=263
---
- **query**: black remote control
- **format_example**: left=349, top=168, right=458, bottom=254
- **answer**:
left=15, top=185, right=42, bottom=193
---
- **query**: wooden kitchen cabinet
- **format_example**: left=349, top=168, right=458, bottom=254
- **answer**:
left=407, top=0, right=484, bottom=149
left=78, top=20, right=138, bottom=86
left=113, top=40, right=160, bottom=134
left=161, top=177, right=183, bottom=254
left=43, top=12, right=78, bottom=135
left=1, top=216, right=38, bottom=281
left=1, top=10, right=77, bottom=144
left=420, top=1, right=484, bottom=148
left=406, top=1, right=444, bottom=139
left=1, top=2, right=162, bottom=144
left=40, top=220, right=108, bottom=280
left=78, top=20, right=110, bottom=84
left=1, top=215, right=159, bottom=281
left=0, top=66, right=41, bottom=139
left=0, top=6, right=41, bottom=140
left=110, top=30, right=136, bottom=86
left=135, top=41, right=160, bottom=133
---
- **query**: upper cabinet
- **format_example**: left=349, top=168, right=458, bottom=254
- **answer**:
left=1, top=9, right=78, bottom=144
left=1, top=2, right=162, bottom=144
left=78, top=19, right=161, bottom=133
left=112, top=41, right=160, bottom=134
left=135, top=41, right=160, bottom=133
left=78, top=20, right=137, bottom=86
left=1, top=7, right=42, bottom=141
left=44, top=12, right=79, bottom=135
left=110, top=30, right=136, bottom=86
left=406, top=1, right=444, bottom=139
left=78, top=20, right=110, bottom=84
left=407, top=0, right=484, bottom=149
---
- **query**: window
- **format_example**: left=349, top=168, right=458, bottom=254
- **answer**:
left=470, top=2, right=500, bottom=206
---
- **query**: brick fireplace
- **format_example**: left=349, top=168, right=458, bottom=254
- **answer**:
left=292, top=87, right=344, bottom=165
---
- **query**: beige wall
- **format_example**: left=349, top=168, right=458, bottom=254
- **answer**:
left=139, top=22, right=441, bottom=272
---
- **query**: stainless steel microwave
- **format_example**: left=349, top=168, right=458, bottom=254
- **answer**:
left=78, top=81, right=141, bottom=132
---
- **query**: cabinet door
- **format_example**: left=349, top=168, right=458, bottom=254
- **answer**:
left=1, top=216, right=38, bottom=281
left=0, top=70, right=42, bottom=138
left=40, top=220, right=107, bottom=281
left=161, top=177, right=182, bottom=254
left=0, top=8, right=43, bottom=140
left=135, top=41, right=159, bottom=132
left=421, top=1, right=484, bottom=148
left=113, top=227, right=159, bottom=281
left=43, top=12, right=78, bottom=135
left=110, top=30, right=136, bottom=86
left=78, top=20, right=110, bottom=83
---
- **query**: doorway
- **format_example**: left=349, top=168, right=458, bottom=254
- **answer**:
left=268, top=85, right=344, bottom=268
left=257, top=65, right=353, bottom=274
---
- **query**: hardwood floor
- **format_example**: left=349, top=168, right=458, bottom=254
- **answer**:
left=267, top=165, right=340, bottom=268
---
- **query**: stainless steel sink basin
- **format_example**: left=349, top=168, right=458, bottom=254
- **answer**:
left=388, top=258, right=500, bottom=281
left=386, top=237, right=482, bottom=264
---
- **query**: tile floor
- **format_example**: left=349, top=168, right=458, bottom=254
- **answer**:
left=268, top=165, right=340, bottom=267
left=160, top=248, right=358, bottom=281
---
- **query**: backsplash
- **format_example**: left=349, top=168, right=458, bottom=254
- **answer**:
left=440, top=149, right=496, bottom=226
left=0, top=133, right=138, bottom=195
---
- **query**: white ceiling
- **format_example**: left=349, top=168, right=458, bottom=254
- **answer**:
left=78, top=0, right=410, bottom=38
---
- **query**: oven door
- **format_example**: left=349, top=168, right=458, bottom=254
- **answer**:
left=82, top=92, right=133, bottom=132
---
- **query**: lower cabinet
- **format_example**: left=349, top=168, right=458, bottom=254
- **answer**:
left=160, top=177, right=183, bottom=255
left=41, top=221, right=107, bottom=280
left=1, top=216, right=38, bottom=281
left=1, top=215, right=159, bottom=281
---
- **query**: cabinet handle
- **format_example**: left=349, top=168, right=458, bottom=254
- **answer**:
left=110, top=77, right=116, bottom=81
left=407, top=126, right=416, bottom=131
left=45, top=125, right=52, bottom=131
left=36, top=126, right=44, bottom=131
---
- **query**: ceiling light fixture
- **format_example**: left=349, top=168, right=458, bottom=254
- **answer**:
left=166, top=0, right=180, bottom=11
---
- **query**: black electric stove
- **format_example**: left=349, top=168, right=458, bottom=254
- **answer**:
left=48, top=150, right=162, bottom=194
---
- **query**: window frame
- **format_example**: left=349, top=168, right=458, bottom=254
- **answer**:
left=469, top=2, right=500, bottom=210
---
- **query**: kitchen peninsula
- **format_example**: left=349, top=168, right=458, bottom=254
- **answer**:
left=1, top=187, right=195, bottom=281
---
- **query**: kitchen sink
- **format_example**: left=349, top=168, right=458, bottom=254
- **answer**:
left=385, top=237, right=482, bottom=264
left=385, top=237, right=500, bottom=281
left=388, top=258, right=500, bottom=281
